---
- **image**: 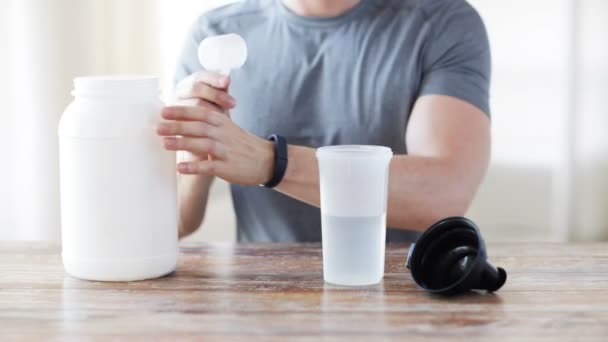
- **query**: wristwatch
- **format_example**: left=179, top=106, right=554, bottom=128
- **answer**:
left=263, top=134, right=288, bottom=188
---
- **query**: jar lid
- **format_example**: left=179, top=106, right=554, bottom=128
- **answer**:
left=73, top=75, right=159, bottom=98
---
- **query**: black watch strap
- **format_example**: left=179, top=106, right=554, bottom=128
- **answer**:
left=263, top=134, right=288, bottom=188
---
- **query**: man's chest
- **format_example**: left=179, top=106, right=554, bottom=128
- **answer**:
left=226, top=21, right=425, bottom=149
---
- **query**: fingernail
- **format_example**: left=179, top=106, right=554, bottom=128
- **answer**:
left=178, top=163, right=191, bottom=173
left=162, top=109, right=173, bottom=118
left=227, top=97, right=236, bottom=107
left=156, top=123, right=168, bottom=134
left=219, top=76, right=229, bottom=87
left=164, top=137, right=176, bottom=148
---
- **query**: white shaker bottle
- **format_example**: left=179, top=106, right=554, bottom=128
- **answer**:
left=317, top=145, right=393, bottom=286
left=58, top=76, right=178, bottom=281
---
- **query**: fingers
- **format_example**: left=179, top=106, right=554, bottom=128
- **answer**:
left=176, top=71, right=229, bottom=93
left=193, top=98, right=226, bottom=115
left=156, top=121, right=218, bottom=139
left=177, top=160, right=222, bottom=175
left=193, top=70, right=230, bottom=89
left=191, top=82, right=236, bottom=109
left=175, top=71, right=235, bottom=109
left=162, top=106, right=226, bottom=126
left=172, top=98, right=228, bottom=116
left=163, top=137, right=227, bottom=159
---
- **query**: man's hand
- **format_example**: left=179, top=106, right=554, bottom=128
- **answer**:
left=174, top=70, right=236, bottom=114
left=160, top=70, right=236, bottom=239
left=157, top=106, right=275, bottom=186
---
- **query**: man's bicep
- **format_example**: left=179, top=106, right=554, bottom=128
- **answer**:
left=419, top=2, right=491, bottom=116
left=406, top=95, right=491, bottom=172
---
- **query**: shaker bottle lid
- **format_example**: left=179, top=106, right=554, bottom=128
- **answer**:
left=407, top=217, right=507, bottom=295
left=316, top=145, right=393, bottom=159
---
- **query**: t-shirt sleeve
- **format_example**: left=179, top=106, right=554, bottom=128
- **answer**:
left=174, top=16, right=209, bottom=85
left=419, top=2, right=491, bottom=116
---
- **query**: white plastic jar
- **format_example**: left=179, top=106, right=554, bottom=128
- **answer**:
left=58, top=76, right=178, bottom=281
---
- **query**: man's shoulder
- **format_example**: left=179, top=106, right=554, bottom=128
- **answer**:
left=415, top=0, right=482, bottom=24
left=196, top=0, right=273, bottom=28
left=371, top=0, right=481, bottom=27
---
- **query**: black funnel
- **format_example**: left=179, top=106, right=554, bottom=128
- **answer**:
left=406, top=217, right=507, bottom=295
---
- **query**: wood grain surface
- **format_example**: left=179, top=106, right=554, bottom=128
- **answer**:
left=0, top=242, right=607, bottom=341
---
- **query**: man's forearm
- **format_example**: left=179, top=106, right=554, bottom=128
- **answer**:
left=160, top=95, right=489, bottom=231
left=273, top=96, right=490, bottom=232
left=384, top=155, right=481, bottom=231
left=275, top=145, right=483, bottom=232
left=274, top=145, right=321, bottom=207
left=177, top=174, right=214, bottom=238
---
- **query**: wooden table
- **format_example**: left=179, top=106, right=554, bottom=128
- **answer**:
left=1, top=242, right=607, bottom=341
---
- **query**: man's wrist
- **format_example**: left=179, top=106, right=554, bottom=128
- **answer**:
left=261, top=139, right=275, bottom=185
left=262, top=134, right=288, bottom=188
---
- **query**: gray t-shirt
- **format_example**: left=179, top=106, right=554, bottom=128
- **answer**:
left=175, top=0, right=491, bottom=242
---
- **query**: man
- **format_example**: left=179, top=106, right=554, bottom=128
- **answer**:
left=156, top=0, right=491, bottom=242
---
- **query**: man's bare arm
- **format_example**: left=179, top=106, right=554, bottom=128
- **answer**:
left=273, top=95, right=491, bottom=231
left=159, top=94, right=490, bottom=232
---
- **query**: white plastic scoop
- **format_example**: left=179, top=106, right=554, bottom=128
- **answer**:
left=198, top=33, right=248, bottom=76
left=191, top=34, right=247, bottom=164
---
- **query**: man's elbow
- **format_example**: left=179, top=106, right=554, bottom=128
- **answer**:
left=436, top=197, right=470, bottom=218
left=178, top=222, right=200, bottom=239
left=413, top=188, right=477, bottom=230
left=432, top=157, right=488, bottom=221
left=431, top=188, right=477, bottom=221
